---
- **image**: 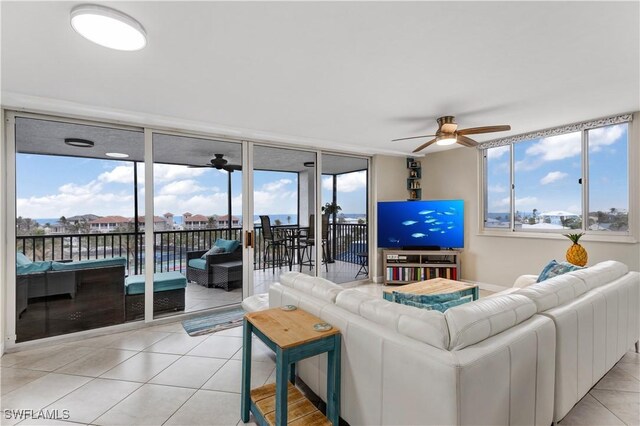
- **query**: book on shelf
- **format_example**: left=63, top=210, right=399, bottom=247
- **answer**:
left=386, top=266, right=457, bottom=282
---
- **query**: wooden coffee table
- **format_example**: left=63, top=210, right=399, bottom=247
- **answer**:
left=382, top=277, right=479, bottom=302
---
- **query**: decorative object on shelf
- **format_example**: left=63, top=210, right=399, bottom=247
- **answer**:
left=564, top=232, right=588, bottom=266
left=406, top=157, right=422, bottom=201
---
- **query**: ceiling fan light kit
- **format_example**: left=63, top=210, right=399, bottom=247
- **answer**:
left=393, top=115, right=511, bottom=153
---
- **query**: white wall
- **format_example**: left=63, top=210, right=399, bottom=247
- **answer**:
left=372, top=154, right=408, bottom=278
left=420, top=113, right=640, bottom=288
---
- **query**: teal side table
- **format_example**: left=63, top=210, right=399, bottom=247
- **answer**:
left=241, top=307, right=341, bottom=425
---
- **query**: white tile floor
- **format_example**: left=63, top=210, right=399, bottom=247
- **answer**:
left=2, top=284, right=638, bottom=426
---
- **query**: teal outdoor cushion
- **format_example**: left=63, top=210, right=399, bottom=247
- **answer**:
left=50, top=256, right=127, bottom=271
left=201, top=245, right=225, bottom=259
left=537, top=260, right=584, bottom=282
left=16, top=252, right=32, bottom=266
left=397, top=294, right=473, bottom=312
left=16, top=261, right=52, bottom=275
left=188, top=258, right=207, bottom=270
left=125, top=272, right=188, bottom=295
left=214, top=239, right=240, bottom=253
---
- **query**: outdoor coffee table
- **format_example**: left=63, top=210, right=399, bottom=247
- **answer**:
left=241, top=307, right=340, bottom=425
left=382, top=277, right=479, bottom=302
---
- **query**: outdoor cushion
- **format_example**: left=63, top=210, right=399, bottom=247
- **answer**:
left=16, top=261, right=52, bottom=275
left=214, top=238, right=241, bottom=253
left=125, top=271, right=187, bottom=295
left=50, top=256, right=127, bottom=271
left=188, top=258, right=207, bottom=270
left=201, top=246, right=225, bottom=258
left=16, top=252, right=32, bottom=266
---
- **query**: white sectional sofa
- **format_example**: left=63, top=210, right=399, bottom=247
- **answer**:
left=268, top=273, right=556, bottom=426
left=508, top=261, right=640, bottom=422
left=262, top=260, right=639, bottom=425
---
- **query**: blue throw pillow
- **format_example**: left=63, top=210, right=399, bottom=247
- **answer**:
left=201, top=245, right=226, bottom=259
left=16, top=252, right=32, bottom=266
left=537, top=260, right=584, bottom=282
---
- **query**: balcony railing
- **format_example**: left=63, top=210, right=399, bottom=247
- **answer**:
left=16, top=223, right=367, bottom=275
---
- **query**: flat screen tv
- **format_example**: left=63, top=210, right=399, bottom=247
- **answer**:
left=377, top=200, right=464, bottom=249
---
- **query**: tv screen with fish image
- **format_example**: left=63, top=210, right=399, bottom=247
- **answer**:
left=377, top=200, right=464, bottom=249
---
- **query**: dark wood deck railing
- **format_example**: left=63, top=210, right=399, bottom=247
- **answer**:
left=16, top=223, right=367, bottom=275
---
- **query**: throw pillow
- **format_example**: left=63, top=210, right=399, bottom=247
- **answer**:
left=537, top=259, right=584, bottom=282
left=201, top=245, right=226, bottom=259
left=16, top=252, right=32, bottom=266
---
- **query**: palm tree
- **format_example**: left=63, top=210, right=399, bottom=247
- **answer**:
left=287, top=215, right=291, bottom=224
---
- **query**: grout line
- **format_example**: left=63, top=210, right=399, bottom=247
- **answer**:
left=588, top=392, right=629, bottom=425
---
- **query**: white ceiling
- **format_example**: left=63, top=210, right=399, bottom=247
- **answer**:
left=2, top=1, right=639, bottom=156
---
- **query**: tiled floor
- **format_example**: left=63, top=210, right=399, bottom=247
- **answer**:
left=2, top=284, right=638, bottom=426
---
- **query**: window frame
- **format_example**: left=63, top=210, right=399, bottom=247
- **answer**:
left=479, top=114, right=636, bottom=243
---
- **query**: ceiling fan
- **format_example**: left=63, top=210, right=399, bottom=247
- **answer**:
left=189, top=154, right=242, bottom=172
left=392, top=116, right=511, bottom=153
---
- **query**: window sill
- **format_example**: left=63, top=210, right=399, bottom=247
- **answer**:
left=477, top=229, right=638, bottom=244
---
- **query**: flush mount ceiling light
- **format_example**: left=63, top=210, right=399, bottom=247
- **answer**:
left=436, top=136, right=457, bottom=146
left=70, top=4, right=147, bottom=51
left=105, top=152, right=129, bottom=158
left=64, top=138, right=94, bottom=148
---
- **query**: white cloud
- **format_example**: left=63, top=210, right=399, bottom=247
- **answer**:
left=17, top=187, right=134, bottom=218
left=262, top=179, right=293, bottom=192
left=589, top=124, right=624, bottom=152
left=487, top=145, right=509, bottom=160
left=525, top=132, right=582, bottom=161
left=158, top=180, right=208, bottom=196
left=488, top=184, right=508, bottom=193
left=515, top=196, right=538, bottom=208
left=99, top=163, right=210, bottom=185
left=322, top=171, right=367, bottom=193
left=540, top=171, right=568, bottom=185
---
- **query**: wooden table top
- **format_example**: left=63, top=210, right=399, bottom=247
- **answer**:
left=245, top=307, right=339, bottom=349
left=383, top=277, right=477, bottom=296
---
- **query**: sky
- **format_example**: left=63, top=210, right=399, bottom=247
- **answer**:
left=16, top=155, right=367, bottom=220
left=486, top=123, right=628, bottom=216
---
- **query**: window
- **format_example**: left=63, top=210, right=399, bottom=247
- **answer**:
left=482, top=116, right=631, bottom=235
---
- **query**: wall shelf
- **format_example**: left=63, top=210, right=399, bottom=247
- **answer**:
left=406, top=157, right=422, bottom=201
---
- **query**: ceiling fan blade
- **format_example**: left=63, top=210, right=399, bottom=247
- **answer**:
left=457, top=135, right=479, bottom=147
left=188, top=165, right=213, bottom=168
left=412, top=138, right=438, bottom=153
left=392, top=134, right=436, bottom=142
left=457, top=125, right=511, bottom=135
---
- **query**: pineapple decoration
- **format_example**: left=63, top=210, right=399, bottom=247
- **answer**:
left=564, top=233, right=588, bottom=267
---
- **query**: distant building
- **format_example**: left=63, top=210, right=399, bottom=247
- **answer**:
left=135, top=215, right=171, bottom=232
left=183, top=213, right=211, bottom=230
left=88, top=216, right=130, bottom=233
left=217, top=214, right=240, bottom=228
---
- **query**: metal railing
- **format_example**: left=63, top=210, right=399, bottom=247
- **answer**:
left=16, top=223, right=367, bottom=274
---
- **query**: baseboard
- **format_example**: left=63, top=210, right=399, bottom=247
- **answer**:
left=0, top=340, right=4, bottom=356
left=461, top=279, right=509, bottom=293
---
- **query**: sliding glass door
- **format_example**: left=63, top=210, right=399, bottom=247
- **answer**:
left=151, top=133, right=243, bottom=319
left=320, top=154, right=369, bottom=284
left=13, top=115, right=145, bottom=342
